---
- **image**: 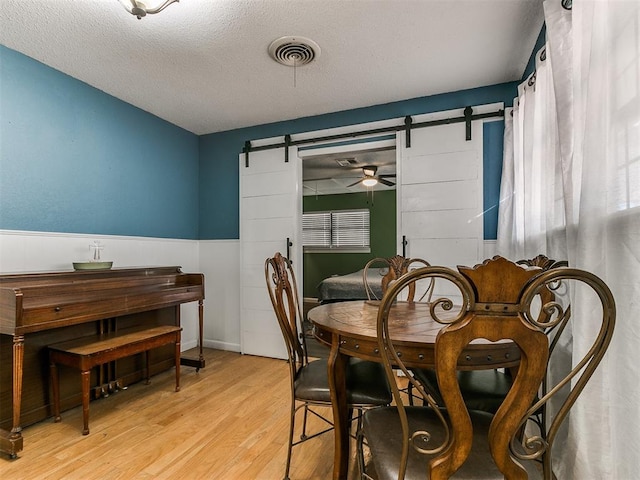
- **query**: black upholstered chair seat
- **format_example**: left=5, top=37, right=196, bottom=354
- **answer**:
left=412, top=368, right=513, bottom=414
left=362, top=406, right=540, bottom=480
left=295, top=357, right=392, bottom=405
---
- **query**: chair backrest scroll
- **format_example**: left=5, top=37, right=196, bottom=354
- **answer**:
left=265, top=252, right=306, bottom=369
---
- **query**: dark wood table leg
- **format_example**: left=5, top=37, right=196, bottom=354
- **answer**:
left=327, top=332, right=349, bottom=480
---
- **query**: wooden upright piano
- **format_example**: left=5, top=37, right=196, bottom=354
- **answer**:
left=0, top=266, right=205, bottom=458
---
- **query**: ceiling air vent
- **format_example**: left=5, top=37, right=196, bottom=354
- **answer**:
left=335, top=158, right=357, bottom=167
left=269, top=36, right=320, bottom=67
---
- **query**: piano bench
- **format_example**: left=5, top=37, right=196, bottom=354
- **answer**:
left=48, top=325, right=182, bottom=435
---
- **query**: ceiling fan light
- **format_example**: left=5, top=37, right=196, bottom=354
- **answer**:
left=362, top=177, right=378, bottom=187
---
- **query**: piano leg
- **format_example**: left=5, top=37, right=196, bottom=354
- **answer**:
left=179, top=299, right=206, bottom=371
left=0, top=335, right=25, bottom=458
left=175, top=330, right=181, bottom=392
left=197, top=299, right=205, bottom=369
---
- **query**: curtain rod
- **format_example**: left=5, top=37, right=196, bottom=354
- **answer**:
left=243, top=107, right=504, bottom=167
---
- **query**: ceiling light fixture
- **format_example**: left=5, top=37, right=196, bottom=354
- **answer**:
left=362, top=166, right=378, bottom=186
left=119, top=0, right=179, bottom=19
left=362, top=177, right=378, bottom=187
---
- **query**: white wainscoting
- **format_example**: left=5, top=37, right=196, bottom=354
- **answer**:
left=0, top=232, right=496, bottom=355
left=0, top=230, right=201, bottom=351
left=199, top=240, right=241, bottom=352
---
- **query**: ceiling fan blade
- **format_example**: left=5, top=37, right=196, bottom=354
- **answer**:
left=379, top=174, right=396, bottom=178
left=379, top=178, right=396, bottom=187
left=347, top=179, right=363, bottom=187
left=305, top=176, right=338, bottom=182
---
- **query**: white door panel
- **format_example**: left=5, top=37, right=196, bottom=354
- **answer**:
left=402, top=181, right=480, bottom=211
left=409, top=238, right=480, bottom=268
left=242, top=194, right=297, bottom=220
left=243, top=285, right=273, bottom=310
left=241, top=241, right=286, bottom=267
left=242, top=152, right=292, bottom=174
left=403, top=150, right=479, bottom=184
left=242, top=217, right=295, bottom=242
left=241, top=323, right=286, bottom=359
left=242, top=263, right=269, bottom=288
left=243, top=171, right=296, bottom=197
left=398, top=114, right=484, bottom=269
left=402, top=210, right=482, bottom=238
left=240, top=147, right=301, bottom=359
left=410, top=123, right=480, bottom=152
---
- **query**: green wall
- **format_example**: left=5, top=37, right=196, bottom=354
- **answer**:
left=302, top=189, right=396, bottom=298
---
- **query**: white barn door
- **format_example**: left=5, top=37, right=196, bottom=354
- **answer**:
left=239, top=146, right=302, bottom=359
left=397, top=112, right=484, bottom=269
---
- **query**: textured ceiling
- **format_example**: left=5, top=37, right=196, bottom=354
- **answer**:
left=0, top=0, right=544, bottom=135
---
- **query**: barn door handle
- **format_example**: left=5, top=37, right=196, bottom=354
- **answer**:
left=402, top=235, right=408, bottom=257
left=286, top=237, right=293, bottom=263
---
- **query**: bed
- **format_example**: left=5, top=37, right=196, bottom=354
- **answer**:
left=317, top=268, right=385, bottom=303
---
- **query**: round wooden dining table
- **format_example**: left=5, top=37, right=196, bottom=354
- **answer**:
left=308, top=299, right=522, bottom=480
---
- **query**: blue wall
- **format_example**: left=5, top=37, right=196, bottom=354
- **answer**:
left=0, top=46, right=199, bottom=239
left=1, top=46, right=517, bottom=242
left=199, top=83, right=517, bottom=240
left=483, top=120, right=505, bottom=239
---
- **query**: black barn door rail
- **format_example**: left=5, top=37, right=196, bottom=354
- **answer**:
left=242, top=107, right=504, bottom=166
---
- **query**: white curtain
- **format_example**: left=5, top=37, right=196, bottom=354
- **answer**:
left=497, top=0, right=640, bottom=478
left=496, top=45, right=567, bottom=261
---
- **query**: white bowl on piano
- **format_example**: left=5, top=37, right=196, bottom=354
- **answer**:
left=73, top=261, right=113, bottom=271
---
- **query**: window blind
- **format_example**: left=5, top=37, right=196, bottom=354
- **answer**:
left=302, top=212, right=331, bottom=247
left=302, top=209, right=370, bottom=250
left=332, top=210, right=370, bottom=247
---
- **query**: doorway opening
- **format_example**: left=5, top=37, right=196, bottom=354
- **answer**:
left=299, top=142, right=397, bottom=316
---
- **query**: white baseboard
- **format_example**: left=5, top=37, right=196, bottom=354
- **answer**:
left=181, top=339, right=198, bottom=351
left=204, top=339, right=241, bottom=353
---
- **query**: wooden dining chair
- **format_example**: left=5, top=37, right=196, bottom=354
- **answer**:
left=358, top=256, right=615, bottom=480
left=410, top=255, right=569, bottom=415
left=363, top=255, right=434, bottom=303
left=265, top=252, right=392, bottom=480
left=364, top=255, right=435, bottom=405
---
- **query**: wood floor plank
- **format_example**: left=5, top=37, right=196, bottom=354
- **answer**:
left=1, top=348, right=361, bottom=479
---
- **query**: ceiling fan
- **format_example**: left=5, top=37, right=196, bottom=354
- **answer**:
left=347, top=166, right=396, bottom=188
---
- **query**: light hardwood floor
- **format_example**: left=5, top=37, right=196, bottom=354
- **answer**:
left=0, top=348, right=362, bottom=480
